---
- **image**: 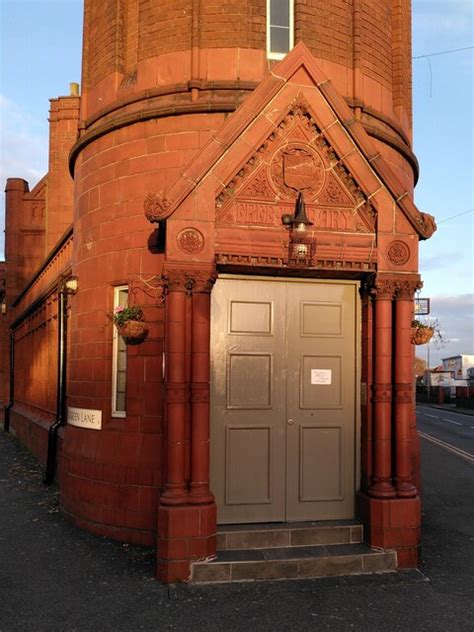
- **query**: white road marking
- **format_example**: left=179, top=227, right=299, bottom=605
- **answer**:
left=443, top=418, right=462, bottom=426
left=424, top=414, right=439, bottom=419
left=419, top=431, right=474, bottom=464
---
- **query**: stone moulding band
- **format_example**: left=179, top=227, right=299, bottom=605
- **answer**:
left=69, top=89, right=419, bottom=183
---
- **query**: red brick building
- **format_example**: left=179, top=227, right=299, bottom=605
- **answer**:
left=1, top=0, right=436, bottom=582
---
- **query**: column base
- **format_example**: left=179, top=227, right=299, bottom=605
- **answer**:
left=159, top=485, right=188, bottom=506
left=395, top=479, right=417, bottom=498
left=156, top=502, right=217, bottom=582
left=188, top=484, right=215, bottom=505
left=357, top=492, right=421, bottom=568
left=368, top=480, right=397, bottom=498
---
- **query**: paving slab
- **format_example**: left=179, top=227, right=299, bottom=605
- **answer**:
left=0, top=430, right=473, bottom=632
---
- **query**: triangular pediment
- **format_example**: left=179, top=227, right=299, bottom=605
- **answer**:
left=215, top=98, right=375, bottom=234
left=151, top=42, right=435, bottom=241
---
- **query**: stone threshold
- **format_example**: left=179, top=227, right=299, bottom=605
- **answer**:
left=217, top=521, right=363, bottom=551
left=191, top=543, right=397, bottom=583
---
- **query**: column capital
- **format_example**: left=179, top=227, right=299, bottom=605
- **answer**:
left=365, top=274, right=422, bottom=301
left=371, top=277, right=398, bottom=300
left=394, top=277, right=423, bottom=301
left=162, top=266, right=217, bottom=295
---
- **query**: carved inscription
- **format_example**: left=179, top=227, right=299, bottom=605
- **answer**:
left=236, top=202, right=275, bottom=225
left=223, top=202, right=371, bottom=233
left=317, top=209, right=353, bottom=231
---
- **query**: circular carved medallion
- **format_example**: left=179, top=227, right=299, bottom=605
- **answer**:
left=269, top=145, right=326, bottom=200
left=177, top=228, right=204, bottom=254
left=387, top=240, right=410, bottom=266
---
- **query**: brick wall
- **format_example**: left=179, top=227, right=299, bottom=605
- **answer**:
left=392, top=0, right=412, bottom=131
left=200, top=0, right=266, bottom=49
left=14, top=295, right=58, bottom=421
left=4, top=179, right=46, bottom=300
left=83, top=0, right=123, bottom=89
left=0, top=263, right=6, bottom=422
left=46, top=95, right=80, bottom=253
left=296, top=0, right=353, bottom=68
left=355, top=0, right=393, bottom=90
left=139, top=0, right=192, bottom=59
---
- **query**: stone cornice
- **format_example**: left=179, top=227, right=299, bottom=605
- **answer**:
left=70, top=83, right=418, bottom=186
left=69, top=83, right=258, bottom=176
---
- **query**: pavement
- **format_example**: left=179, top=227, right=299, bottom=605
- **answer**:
left=423, top=402, right=474, bottom=417
left=1, top=429, right=473, bottom=632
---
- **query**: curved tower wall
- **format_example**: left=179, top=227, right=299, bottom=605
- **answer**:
left=62, top=0, right=417, bottom=544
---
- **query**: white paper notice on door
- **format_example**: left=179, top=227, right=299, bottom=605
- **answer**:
left=311, top=369, right=332, bottom=385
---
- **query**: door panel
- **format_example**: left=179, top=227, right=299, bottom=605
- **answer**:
left=211, top=278, right=357, bottom=524
left=286, top=282, right=356, bottom=521
left=210, top=279, right=286, bottom=523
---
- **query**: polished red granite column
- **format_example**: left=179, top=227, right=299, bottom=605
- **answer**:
left=188, top=273, right=216, bottom=504
left=369, top=278, right=396, bottom=498
left=160, top=273, right=191, bottom=506
left=394, top=279, right=421, bottom=498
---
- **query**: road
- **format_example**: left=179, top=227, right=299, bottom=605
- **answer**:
left=416, top=404, right=474, bottom=464
left=1, top=416, right=473, bottom=631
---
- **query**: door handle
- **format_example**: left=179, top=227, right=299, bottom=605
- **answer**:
left=287, top=418, right=295, bottom=425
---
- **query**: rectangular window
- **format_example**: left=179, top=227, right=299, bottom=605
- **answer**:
left=112, top=286, right=128, bottom=417
left=267, top=0, right=294, bottom=60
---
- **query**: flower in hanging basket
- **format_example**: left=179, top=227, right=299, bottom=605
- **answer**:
left=411, top=319, right=434, bottom=345
left=111, top=306, right=148, bottom=344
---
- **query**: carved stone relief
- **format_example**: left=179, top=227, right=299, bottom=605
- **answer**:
left=215, top=99, right=376, bottom=235
left=269, top=145, right=325, bottom=199
left=144, top=192, right=171, bottom=222
left=177, top=228, right=204, bottom=254
left=387, top=240, right=410, bottom=266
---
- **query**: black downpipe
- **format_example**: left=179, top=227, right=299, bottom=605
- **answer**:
left=44, top=287, right=68, bottom=485
left=4, top=331, right=15, bottom=433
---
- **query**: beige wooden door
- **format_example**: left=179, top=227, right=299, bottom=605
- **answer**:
left=210, top=277, right=358, bottom=524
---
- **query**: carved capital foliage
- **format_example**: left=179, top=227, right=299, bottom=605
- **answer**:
left=393, top=278, right=423, bottom=301
left=144, top=192, right=171, bottom=223
left=371, top=278, right=397, bottom=300
left=365, top=275, right=422, bottom=301
left=192, top=271, right=217, bottom=294
left=162, top=267, right=216, bottom=295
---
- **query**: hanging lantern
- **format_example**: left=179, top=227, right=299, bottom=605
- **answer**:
left=282, top=191, right=316, bottom=267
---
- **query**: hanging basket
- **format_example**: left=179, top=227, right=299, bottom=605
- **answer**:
left=117, top=320, right=148, bottom=344
left=411, top=325, right=434, bottom=345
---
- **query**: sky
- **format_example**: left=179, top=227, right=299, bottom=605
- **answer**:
left=0, top=0, right=473, bottom=366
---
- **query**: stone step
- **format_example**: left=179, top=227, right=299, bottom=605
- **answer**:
left=191, top=543, right=397, bottom=584
left=216, top=521, right=363, bottom=551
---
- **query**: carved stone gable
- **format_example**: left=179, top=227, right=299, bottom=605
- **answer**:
left=216, top=99, right=376, bottom=233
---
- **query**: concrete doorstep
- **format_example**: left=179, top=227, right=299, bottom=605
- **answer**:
left=191, top=522, right=396, bottom=583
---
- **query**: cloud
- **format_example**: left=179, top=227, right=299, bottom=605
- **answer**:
left=413, top=0, right=474, bottom=37
left=0, top=94, right=47, bottom=182
left=422, top=293, right=474, bottom=365
left=0, top=94, right=48, bottom=259
left=420, top=252, right=460, bottom=272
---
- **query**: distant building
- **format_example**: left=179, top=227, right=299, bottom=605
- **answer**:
left=442, top=355, right=474, bottom=380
